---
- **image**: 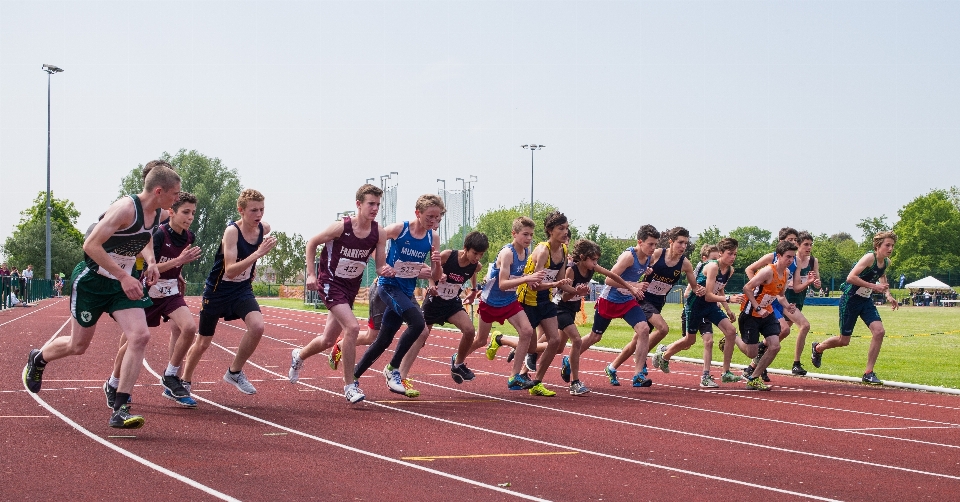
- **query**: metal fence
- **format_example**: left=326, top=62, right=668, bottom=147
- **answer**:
left=1, top=276, right=54, bottom=310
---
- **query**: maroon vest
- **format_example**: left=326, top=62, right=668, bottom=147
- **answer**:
left=155, top=223, right=195, bottom=280
left=317, top=217, right=379, bottom=294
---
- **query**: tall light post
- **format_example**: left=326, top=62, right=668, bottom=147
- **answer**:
left=365, top=177, right=375, bottom=184
left=42, top=64, right=64, bottom=281
left=521, top=144, right=544, bottom=226
left=380, top=171, right=398, bottom=190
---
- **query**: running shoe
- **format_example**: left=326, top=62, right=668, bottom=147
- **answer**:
left=450, top=354, right=470, bottom=384
left=718, top=336, right=725, bottom=352
left=162, top=388, right=198, bottom=408
left=103, top=381, right=118, bottom=409
left=344, top=381, right=365, bottom=403
left=289, top=348, right=304, bottom=383
left=559, top=355, right=571, bottom=383
left=22, top=349, right=44, bottom=393
left=528, top=381, right=556, bottom=397
left=760, top=369, right=770, bottom=383
left=524, top=353, right=537, bottom=373
left=384, top=365, right=405, bottom=395
left=652, top=348, right=664, bottom=372
left=632, top=373, right=652, bottom=388
left=746, top=376, right=770, bottom=391
left=223, top=369, right=258, bottom=395
left=862, top=372, right=882, bottom=385
left=660, top=357, right=671, bottom=374
left=742, top=365, right=755, bottom=381
left=161, top=374, right=190, bottom=398
left=182, top=381, right=192, bottom=394
left=700, top=374, right=719, bottom=388
left=605, top=365, right=621, bottom=386
left=109, top=405, right=145, bottom=429
left=485, top=333, right=502, bottom=360
left=792, top=362, right=808, bottom=376
left=328, top=339, right=343, bottom=370
left=401, top=378, right=421, bottom=398
left=720, top=371, right=741, bottom=383
left=507, top=373, right=536, bottom=390
left=507, top=348, right=516, bottom=363
left=569, top=380, right=590, bottom=396
left=811, top=342, right=822, bottom=368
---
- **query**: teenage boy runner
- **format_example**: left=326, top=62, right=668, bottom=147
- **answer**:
left=581, top=225, right=659, bottom=388
left=784, top=231, right=820, bottom=375
left=104, top=192, right=203, bottom=409
left=739, top=240, right=798, bottom=391
left=462, top=217, right=546, bottom=391
left=682, top=238, right=745, bottom=387
left=287, top=184, right=388, bottom=403
left=23, top=165, right=181, bottom=428
left=181, top=189, right=277, bottom=395
left=811, top=231, right=899, bottom=385
left=352, top=195, right=443, bottom=396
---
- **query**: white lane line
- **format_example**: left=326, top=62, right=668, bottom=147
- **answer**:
left=0, top=299, right=65, bottom=328
left=839, top=426, right=960, bottom=431
left=142, top=360, right=551, bottom=502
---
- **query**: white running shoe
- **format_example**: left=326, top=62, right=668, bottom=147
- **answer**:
left=223, top=369, right=257, bottom=395
left=289, top=348, right=304, bottom=383
left=384, top=365, right=405, bottom=395
left=344, top=381, right=365, bottom=403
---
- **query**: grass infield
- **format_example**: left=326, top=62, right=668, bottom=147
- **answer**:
left=259, top=298, right=960, bottom=390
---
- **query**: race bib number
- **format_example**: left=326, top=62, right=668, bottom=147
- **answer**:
left=225, top=265, right=253, bottom=282
left=149, top=278, right=179, bottom=298
left=334, top=258, right=366, bottom=279
left=505, top=274, right=522, bottom=292
left=394, top=260, right=422, bottom=279
left=713, top=282, right=725, bottom=294
left=646, top=280, right=672, bottom=296
left=855, top=286, right=874, bottom=298
left=542, top=269, right=559, bottom=282
left=756, top=294, right=776, bottom=308
left=436, top=282, right=462, bottom=300
left=96, top=253, right=137, bottom=280
left=617, top=281, right=641, bottom=296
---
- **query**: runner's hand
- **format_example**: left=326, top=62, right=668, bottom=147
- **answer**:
left=305, top=275, right=318, bottom=291
left=256, top=235, right=278, bottom=258
left=379, top=264, right=396, bottom=278
left=120, top=274, right=145, bottom=301
left=178, top=245, right=203, bottom=265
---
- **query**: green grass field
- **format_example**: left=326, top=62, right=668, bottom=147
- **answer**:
left=258, top=298, right=960, bottom=390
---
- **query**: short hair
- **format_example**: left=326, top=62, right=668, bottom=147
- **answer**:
left=172, top=191, right=198, bottom=213
left=512, top=216, right=535, bottom=233
left=717, top=237, right=739, bottom=253
left=415, top=194, right=446, bottom=214
left=700, top=243, right=719, bottom=259
left=356, top=184, right=383, bottom=203
left=873, top=231, right=898, bottom=250
left=463, top=231, right=489, bottom=253
left=637, top=225, right=660, bottom=242
left=669, top=227, right=690, bottom=241
left=778, top=227, right=799, bottom=241
left=544, top=211, right=568, bottom=234
left=775, top=240, right=799, bottom=256
left=144, top=165, right=181, bottom=191
left=142, top=160, right=174, bottom=181
left=797, top=231, right=813, bottom=244
left=572, top=239, right=602, bottom=262
left=238, top=189, right=265, bottom=209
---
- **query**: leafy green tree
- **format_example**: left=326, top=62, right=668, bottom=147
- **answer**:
left=728, top=226, right=773, bottom=270
left=262, top=231, right=306, bottom=285
left=891, top=190, right=960, bottom=278
left=119, top=149, right=242, bottom=283
left=856, top=215, right=891, bottom=252
left=829, top=232, right=854, bottom=244
left=693, top=225, right=724, bottom=248
left=473, top=201, right=579, bottom=272
left=1, top=192, right=84, bottom=279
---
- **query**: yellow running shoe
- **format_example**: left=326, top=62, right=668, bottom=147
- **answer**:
left=328, top=336, right=343, bottom=370
left=402, top=378, right=420, bottom=398
left=485, top=331, right=502, bottom=360
left=528, top=381, right=556, bottom=397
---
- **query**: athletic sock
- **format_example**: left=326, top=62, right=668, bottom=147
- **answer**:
left=228, top=369, right=240, bottom=375
left=164, top=364, right=180, bottom=377
left=703, top=371, right=710, bottom=377
left=108, top=376, right=120, bottom=388
left=114, top=392, right=130, bottom=411
left=495, top=334, right=502, bottom=345
left=793, top=360, right=801, bottom=365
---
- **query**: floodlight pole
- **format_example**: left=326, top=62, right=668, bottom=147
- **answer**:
left=521, top=144, right=544, bottom=245
left=42, top=64, right=64, bottom=281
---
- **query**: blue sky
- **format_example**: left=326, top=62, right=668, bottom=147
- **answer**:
left=3, top=0, right=960, bottom=255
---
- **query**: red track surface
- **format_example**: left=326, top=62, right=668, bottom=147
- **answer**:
left=3, top=298, right=959, bottom=501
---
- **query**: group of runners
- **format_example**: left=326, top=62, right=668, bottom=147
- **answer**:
left=21, top=168, right=902, bottom=429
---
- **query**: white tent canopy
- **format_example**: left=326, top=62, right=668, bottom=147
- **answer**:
left=903, top=276, right=953, bottom=292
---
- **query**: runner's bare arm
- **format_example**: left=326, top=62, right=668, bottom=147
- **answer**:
left=304, top=221, right=347, bottom=290
left=744, top=252, right=775, bottom=280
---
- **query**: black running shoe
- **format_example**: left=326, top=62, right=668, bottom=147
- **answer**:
left=507, top=348, right=516, bottom=363
left=862, top=372, right=882, bottom=385
left=22, top=349, right=44, bottom=393
left=760, top=369, right=770, bottom=383
left=109, top=405, right=144, bottom=429
left=450, top=354, right=468, bottom=384
left=160, top=374, right=190, bottom=398
left=524, top=353, right=537, bottom=373
left=103, top=381, right=117, bottom=409
left=792, top=362, right=807, bottom=376
left=811, top=342, right=822, bottom=368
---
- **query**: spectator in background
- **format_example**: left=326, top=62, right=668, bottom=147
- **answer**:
left=23, top=265, right=34, bottom=301
left=0, top=263, right=9, bottom=276
left=54, top=274, right=64, bottom=298
left=8, top=288, right=33, bottom=307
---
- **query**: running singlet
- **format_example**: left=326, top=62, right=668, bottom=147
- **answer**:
left=559, top=262, right=592, bottom=313
left=642, top=248, right=685, bottom=308
left=378, top=221, right=433, bottom=297
left=517, top=241, right=567, bottom=307
left=481, top=244, right=526, bottom=308
left=784, top=255, right=816, bottom=304
left=428, top=251, right=478, bottom=302
left=840, top=252, right=888, bottom=299
left=686, top=260, right=732, bottom=310
left=149, top=223, right=195, bottom=298
left=317, top=216, right=379, bottom=294
left=741, top=264, right=787, bottom=317
left=204, top=222, right=264, bottom=295
left=599, top=247, right=650, bottom=304
left=85, top=194, right=161, bottom=281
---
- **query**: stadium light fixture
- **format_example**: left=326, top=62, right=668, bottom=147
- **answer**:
left=42, top=64, right=64, bottom=282
left=521, top=144, right=545, bottom=235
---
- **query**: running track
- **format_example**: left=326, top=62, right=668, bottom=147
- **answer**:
left=2, top=298, right=959, bottom=501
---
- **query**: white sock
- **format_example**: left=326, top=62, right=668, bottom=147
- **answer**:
left=607, top=364, right=616, bottom=373
left=108, top=376, right=120, bottom=388
left=165, top=364, right=179, bottom=377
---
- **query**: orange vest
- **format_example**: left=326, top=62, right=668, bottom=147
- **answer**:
left=741, top=264, right=787, bottom=317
